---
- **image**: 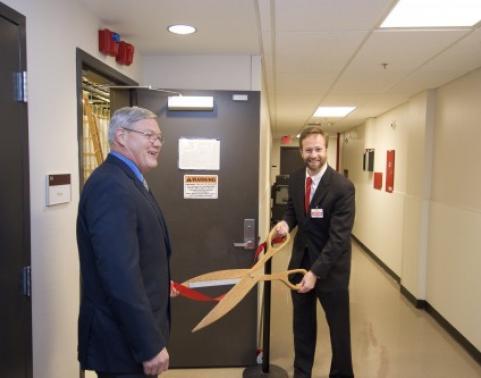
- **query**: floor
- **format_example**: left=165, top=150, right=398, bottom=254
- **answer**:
left=86, top=239, right=481, bottom=378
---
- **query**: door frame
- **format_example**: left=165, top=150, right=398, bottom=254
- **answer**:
left=0, top=2, right=32, bottom=378
left=75, top=48, right=137, bottom=188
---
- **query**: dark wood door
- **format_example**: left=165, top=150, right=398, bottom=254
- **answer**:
left=112, top=89, right=260, bottom=367
left=0, top=3, right=32, bottom=378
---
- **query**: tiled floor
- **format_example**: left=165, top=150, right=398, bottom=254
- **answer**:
left=86, top=239, right=481, bottom=378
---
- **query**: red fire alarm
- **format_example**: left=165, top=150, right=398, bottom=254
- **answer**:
left=98, top=29, right=134, bottom=65
left=116, top=41, right=135, bottom=65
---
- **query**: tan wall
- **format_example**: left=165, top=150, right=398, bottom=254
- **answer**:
left=341, top=67, right=481, bottom=352
left=3, top=1, right=142, bottom=377
left=427, top=68, right=481, bottom=351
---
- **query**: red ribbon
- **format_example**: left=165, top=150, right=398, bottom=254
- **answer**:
left=172, top=236, right=287, bottom=302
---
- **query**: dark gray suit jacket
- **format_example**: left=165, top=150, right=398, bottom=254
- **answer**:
left=284, top=166, right=355, bottom=290
left=77, top=154, right=172, bottom=373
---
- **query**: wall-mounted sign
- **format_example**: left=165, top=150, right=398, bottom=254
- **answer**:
left=184, top=175, right=218, bottom=199
left=178, top=138, right=220, bottom=170
left=47, top=174, right=71, bottom=206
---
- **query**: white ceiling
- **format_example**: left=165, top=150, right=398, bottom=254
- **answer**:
left=80, top=0, right=481, bottom=135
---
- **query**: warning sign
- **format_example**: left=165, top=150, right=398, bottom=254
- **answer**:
left=184, top=175, right=218, bottom=199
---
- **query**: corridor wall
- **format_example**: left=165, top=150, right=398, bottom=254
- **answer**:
left=341, top=66, right=481, bottom=354
left=2, top=1, right=141, bottom=377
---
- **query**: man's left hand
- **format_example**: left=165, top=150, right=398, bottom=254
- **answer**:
left=297, top=271, right=317, bottom=293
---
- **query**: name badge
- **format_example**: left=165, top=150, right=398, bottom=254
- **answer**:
left=310, top=208, right=324, bottom=218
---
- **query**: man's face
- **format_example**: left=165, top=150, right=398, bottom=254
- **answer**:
left=300, top=133, right=327, bottom=174
left=122, top=118, right=162, bottom=173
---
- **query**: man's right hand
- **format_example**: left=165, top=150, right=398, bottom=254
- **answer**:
left=143, top=347, right=169, bottom=376
left=274, top=221, right=289, bottom=237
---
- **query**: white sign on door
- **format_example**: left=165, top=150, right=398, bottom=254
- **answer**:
left=184, top=175, right=218, bottom=199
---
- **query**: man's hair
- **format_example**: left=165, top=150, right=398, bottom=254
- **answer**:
left=298, top=126, right=329, bottom=149
left=108, top=106, right=158, bottom=144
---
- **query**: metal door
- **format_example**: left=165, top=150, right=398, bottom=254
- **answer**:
left=112, top=89, right=260, bottom=367
left=0, top=3, right=32, bottom=378
left=280, top=146, right=304, bottom=176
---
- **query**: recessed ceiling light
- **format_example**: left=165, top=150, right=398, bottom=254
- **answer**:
left=381, top=0, right=481, bottom=28
left=313, top=106, right=356, bottom=118
left=168, top=24, right=197, bottom=35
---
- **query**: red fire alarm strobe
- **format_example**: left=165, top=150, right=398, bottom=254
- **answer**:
left=99, top=29, right=134, bottom=66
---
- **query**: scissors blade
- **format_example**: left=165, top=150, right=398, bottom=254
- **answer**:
left=182, top=269, right=249, bottom=286
left=192, top=274, right=258, bottom=332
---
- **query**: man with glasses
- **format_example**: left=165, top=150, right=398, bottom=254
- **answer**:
left=77, top=106, right=176, bottom=378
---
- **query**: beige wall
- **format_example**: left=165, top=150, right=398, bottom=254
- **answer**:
left=143, top=55, right=261, bottom=91
left=341, top=68, right=481, bottom=352
left=3, top=0, right=142, bottom=377
left=427, top=68, right=481, bottom=351
left=259, top=83, right=273, bottom=240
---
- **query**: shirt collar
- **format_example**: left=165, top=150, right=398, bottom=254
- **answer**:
left=109, top=151, right=144, bottom=183
left=306, top=162, right=328, bottom=186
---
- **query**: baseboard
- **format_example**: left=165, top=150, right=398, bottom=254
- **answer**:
left=351, top=234, right=400, bottom=283
left=351, top=234, right=481, bottom=366
left=424, top=301, right=481, bottom=365
left=400, top=285, right=426, bottom=309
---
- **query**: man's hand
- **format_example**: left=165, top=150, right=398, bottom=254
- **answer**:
left=143, top=347, right=169, bottom=376
left=274, top=221, right=289, bottom=237
left=297, top=271, right=317, bottom=293
left=170, top=280, right=179, bottom=298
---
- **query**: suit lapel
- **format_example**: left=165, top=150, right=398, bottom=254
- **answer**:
left=107, top=155, right=165, bottom=226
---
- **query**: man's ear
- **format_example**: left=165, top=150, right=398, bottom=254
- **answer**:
left=114, top=128, right=127, bottom=147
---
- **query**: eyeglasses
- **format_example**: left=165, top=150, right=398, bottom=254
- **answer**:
left=121, top=127, right=164, bottom=144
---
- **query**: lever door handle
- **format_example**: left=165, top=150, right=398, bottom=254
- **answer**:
left=233, top=240, right=255, bottom=250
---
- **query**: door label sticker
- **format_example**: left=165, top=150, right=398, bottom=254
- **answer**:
left=184, top=175, right=218, bottom=199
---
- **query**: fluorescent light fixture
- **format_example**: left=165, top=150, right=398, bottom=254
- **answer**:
left=381, top=0, right=481, bottom=28
left=313, top=106, right=356, bottom=118
left=168, top=24, right=196, bottom=35
left=168, top=96, right=214, bottom=111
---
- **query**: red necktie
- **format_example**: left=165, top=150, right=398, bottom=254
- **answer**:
left=305, top=176, right=313, bottom=214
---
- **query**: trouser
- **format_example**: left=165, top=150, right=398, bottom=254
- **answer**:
left=291, top=284, right=354, bottom=378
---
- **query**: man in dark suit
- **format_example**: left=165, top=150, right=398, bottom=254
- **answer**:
left=274, top=126, right=355, bottom=378
left=77, top=106, right=176, bottom=378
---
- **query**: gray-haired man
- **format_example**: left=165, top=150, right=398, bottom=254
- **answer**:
left=77, top=106, right=176, bottom=377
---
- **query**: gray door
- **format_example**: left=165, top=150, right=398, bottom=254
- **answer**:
left=0, top=3, right=32, bottom=378
left=112, top=89, right=260, bottom=367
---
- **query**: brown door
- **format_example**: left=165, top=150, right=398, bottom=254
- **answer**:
left=112, top=89, right=260, bottom=367
left=0, top=3, right=32, bottom=378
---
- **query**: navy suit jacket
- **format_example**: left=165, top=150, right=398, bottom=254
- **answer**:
left=76, top=154, right=172, bottom=373
left=284, top=166, right=355, bottom=290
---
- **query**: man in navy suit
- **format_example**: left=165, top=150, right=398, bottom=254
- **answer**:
left=77, top=106, right=176, bottom=377
left=274, top=126, right=355, bottom=378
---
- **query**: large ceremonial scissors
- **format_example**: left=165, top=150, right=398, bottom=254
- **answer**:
left=182, top=228, right=307, bottom=332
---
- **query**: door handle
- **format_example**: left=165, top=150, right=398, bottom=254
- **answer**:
left=233, top=241, right=255, bottom=249
left=233, top=219, right=256, bottom=250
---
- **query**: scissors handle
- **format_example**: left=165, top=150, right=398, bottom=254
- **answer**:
left=253, top=227, right=290, bottom=270
left=261, top=268, right=308, bottom=290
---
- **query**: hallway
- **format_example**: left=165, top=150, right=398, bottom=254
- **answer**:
left=160, top=240, right=481, bottom=378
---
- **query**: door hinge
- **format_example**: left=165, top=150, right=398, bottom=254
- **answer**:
left=22, top=266, right=31, bottom=297
left=15, top=71, right=28, bottom=103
